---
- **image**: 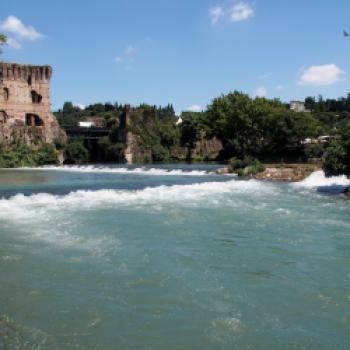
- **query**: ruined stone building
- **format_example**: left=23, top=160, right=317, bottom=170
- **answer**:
left=0, top=63, right=66, bottom=146
left=290, top=101, right=310, bottom=113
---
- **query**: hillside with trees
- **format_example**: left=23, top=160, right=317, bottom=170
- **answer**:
left=52, top=91, right=350, bottom=177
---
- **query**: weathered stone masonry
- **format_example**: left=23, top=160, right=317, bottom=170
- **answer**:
left=0, top=63, right=66, bottom=146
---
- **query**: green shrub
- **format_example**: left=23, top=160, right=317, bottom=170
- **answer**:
left=106, top=143, right=125, bottom=161
left=35, top=144, right=59, bottom=165
left=228, top=156, right=265, bottom=176
left=53, top=139, right=65, bottom=150
left=98, top=136, right=111, bottom=151
left=323, top=141, right=347, bottom=177
left=64, top=140, right=88, bottom=164
left=151, top=144, right=169, bottom=162
left=0, top=142, right=59, bottom=168
left=244, top=162, right=265, bottom=176
left=304, top=143, right=324, bottom=159
left=191, top=154, right=205, bottom=162
left=228, top=157, right=244, bottom=171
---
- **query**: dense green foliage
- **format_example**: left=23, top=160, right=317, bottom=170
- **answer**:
left=55, top=102, right=178, bottom=162
left=0, top=143, right=58, bottom=168
left=63, top=140, right=88, bottom=164
left=98, top=136, right=124, bottom=162
left=305, top=94, right=350, bottom=113
left=304, top=95, right=350, bottom=132
left=179, top=112, right=206, bottom=159
left=0, top=33, right=6, bottom=54
left=303, top=143, right=324, bottom=160
left=205, top=91, right=321, bottom=160
left=323, top=124, right=350, bottom=177
left=52, top=92, right=350, bottom=174
left=303, top=95, right=350, bottom=177
left=54, top=102, right=124, bottom=127
left=128, top=104, right=179, bottom=162
left=228, top=156, right=265, bottom=176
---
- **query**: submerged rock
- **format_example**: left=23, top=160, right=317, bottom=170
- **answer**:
left=344, top=187, right=350, bottom=197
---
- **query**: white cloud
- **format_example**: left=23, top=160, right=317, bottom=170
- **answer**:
left=255, top=87, right=267, bottom=97
left=6, top=37, right=21, bottom=49
left=187, top=105, right=203, bottom=112
left=276, top=84, right=284, bottom=90
left=0, top=15, right=43, bottom=40
left=259, top=72, right=271, bottom=80
left=124, top=45, right=135, bottom=56
left=115, top=56, right=124, bottom=64
left=115, top=45, right=136, bottom=65
left=299, top=64, right=344, bottom=86
left=230, top=2, right=254, bottom=22
left=209, top=6, right=224, bottom=24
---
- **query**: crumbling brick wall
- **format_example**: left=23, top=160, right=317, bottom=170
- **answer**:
left=0, top=63, right=66, bottom=146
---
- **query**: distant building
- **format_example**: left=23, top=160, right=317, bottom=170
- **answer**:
left=301, top=135, right=333, bottom=145
left=86, top=117, right=106, bottom=128
left=176, top=117, right=183, bottom=125
left=78, top=117, right=106, bottom=128
left=290, top=101, right=310, bottom=113
left=78, top=121, right=94, bottom=128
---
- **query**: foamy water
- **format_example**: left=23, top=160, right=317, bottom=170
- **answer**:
left=0, top=179, right=269, bottom=217
left=295, top=170, right=350, bottom=188
left=22, top=165, right=217, bottom=176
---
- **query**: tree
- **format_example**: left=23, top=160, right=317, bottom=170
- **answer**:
left=323, top=141, right=347, bottom=177
left=206, top=91, right=261, bottom=158
left=0, top=34, right=7, bottom=54
left=64, top=140, right=88, bottom=164
left=304, top=96, right=316, bottom=112
left=180, top=112, right=203, bottom=159
left=35, top=144, right=59, bottom=165
left=323, top=124, right=350, bottom=177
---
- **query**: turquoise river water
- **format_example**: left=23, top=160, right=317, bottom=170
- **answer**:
left=0, top=164, right=349, bottom=349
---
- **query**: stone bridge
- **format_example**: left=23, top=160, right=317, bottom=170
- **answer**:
left=62, top=126, right=111, bottom=162
left=63, top=126, right=110, bottom=140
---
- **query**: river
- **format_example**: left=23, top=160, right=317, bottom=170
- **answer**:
left=0, top=164, right=349, bottom=349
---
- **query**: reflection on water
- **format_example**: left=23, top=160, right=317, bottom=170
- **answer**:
left=0, top=169, right=52, bottom=186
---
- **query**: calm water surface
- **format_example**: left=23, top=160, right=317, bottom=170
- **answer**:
left=0, top=164, right=349, bottom=349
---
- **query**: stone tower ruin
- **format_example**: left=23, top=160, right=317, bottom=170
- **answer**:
left=0, top=63, right=66, bottom=146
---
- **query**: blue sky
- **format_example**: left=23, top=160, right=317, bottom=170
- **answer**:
left=1, top=0, right=350, bottom=113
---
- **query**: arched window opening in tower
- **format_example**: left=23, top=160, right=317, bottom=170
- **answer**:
left=3, top=87, right=9, bottom=101
left=0, top=110, right=8, bottom=124
left=25, top=113, right=44, bottom=127
left=31, top=90, right=42, bottom=104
